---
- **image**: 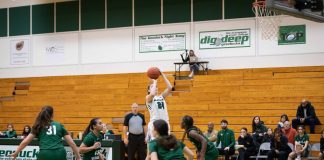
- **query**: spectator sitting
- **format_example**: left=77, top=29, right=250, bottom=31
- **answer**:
left=278, top=114, right=289, bottom=129
left=267, top=128, right=292, bottom=160
left=203, top=122, right=218, bottom=143
left=216, top=119, right=235, bottom=160
left=180, top=50, right=199, bottom=78
left=288, top=125, right=310, bottom=160
left=102, top=123, right=115, bottom=137
left=0, top=124, right=17, bottom=138
left=252, top=116, right=267, bottom=147
left=237, top=127, right=257, bottom=160
left=262, top=128, right=274, bottom=143
left=320, top=130, right=323, bottom=160
left=292, top=99, right=321, bottom=134
left=106, top=124, right=115, bottom=135
left=282, top=121, right=297, bottom=145
left=21, top=125, right=31, bottom=139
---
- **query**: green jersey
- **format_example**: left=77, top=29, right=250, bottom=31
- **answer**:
left=82, top=131, right=103, bottom=160
left=187, top=128, right=219, bottom=160
left=295, top=134, right=309, bottom=147
left=216, top=128, right=235, bottom=148
left=4, top=130, right=17, bottom=138
left=149, top=139, right=186, bottom=160
left=37, top=121, right=68, bottom=150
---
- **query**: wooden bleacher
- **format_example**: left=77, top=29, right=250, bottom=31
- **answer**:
left=0, top=66, right=323, bottom=157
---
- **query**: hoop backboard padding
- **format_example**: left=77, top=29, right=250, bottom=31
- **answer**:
left=266, top=0, right=324, bottom=22
left=253, top=0, right=282, bottom=40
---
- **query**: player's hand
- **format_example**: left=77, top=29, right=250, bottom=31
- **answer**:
left=124, top=138, right=129, bottom=146
left=9, top=152, right=18, bottom=160
left=92, top=142, right=101, bottom=149
left=224, top=147, right=230, bottom=151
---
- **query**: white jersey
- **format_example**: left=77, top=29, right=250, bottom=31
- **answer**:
left=146, top=95, right=169, bottom=122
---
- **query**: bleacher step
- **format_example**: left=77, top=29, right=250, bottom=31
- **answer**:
left=0, top=96, right=15, bottom=101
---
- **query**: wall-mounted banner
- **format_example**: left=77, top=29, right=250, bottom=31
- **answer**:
left=199, top=29, right=251, bottom=49
left=278, top=25, right=306, bottom=45
left=10, top=39, right=30, bottom=65
left=0, top=145, right=38, bottom=160
left=0, top=145, right=113, bottom=160
left=139, top=33, right=186, bottom=53
left=45, top=44, right=65, bottom=55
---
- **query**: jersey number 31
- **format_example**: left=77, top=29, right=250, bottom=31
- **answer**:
left=46, top=125, right=57, bottom=135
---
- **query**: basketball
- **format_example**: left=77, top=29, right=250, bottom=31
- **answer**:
left=147, top=67, right=160, bottom=79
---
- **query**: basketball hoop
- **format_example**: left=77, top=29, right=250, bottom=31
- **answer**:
left=252, top=0, right=282, bottom=40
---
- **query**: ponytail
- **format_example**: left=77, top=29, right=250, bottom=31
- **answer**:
left=32, top=106, right=53, bottom=136
left=157, top=134, right=178, bottom=150
left=82, top=118, right=100, bottom=140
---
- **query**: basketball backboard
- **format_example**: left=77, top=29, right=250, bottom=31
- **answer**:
left=266, top=0, right=324, bottom=22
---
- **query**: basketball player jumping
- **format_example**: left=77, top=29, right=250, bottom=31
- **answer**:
left=145, top=69, right=172, bottom=159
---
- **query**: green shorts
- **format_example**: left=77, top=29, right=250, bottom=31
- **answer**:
left=37, top=148, right=67, bottom=160
left=205, top=145, right=219, bottom=160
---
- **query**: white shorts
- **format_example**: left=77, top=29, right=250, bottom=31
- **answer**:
left=145, top=120, right=170, bottom=142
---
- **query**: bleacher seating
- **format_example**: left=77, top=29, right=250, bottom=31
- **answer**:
left=0, top=66, right=323, bottom=158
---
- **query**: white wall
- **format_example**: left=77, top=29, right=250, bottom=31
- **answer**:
left=0, top=16, right=324, bottom=78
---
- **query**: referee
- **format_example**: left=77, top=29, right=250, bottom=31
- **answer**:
left=123, top=103, right=147, bottom=160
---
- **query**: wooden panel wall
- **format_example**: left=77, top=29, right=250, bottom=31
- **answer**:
left=0, top=66, right=323, bottom=149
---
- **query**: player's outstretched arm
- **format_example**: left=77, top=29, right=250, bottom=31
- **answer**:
left=64, top=134, right=81, bottom=160
left=146, top=79, right=157, bottom=103
left=9, top=134, right=35, bottom=159
left=160, top=70, right=172, bottom=99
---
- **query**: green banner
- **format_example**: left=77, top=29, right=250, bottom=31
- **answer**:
left=278, top=25, right=306, bottom=45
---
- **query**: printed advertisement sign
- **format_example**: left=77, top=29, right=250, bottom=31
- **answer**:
left=10, top=39, right=30, bottom=65
left=199, top=29, right=250, bottom=49
left=139, top=33, right=186, bottom=53
left=278, top=25, right=306, bottom=45
left=0, top=145, right=112, bottom=160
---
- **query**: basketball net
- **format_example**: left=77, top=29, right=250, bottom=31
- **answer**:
left=252, top=0, right=282, bottom=40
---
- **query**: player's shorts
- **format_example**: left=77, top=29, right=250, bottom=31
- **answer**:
left=37, top=147, right=67, bottom=160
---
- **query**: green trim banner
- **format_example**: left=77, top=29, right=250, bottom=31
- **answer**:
left=278, top=25, right=306, bottom=45
left=199, top=29, right=251, bottom=49
left=139, top=33, right=186, bottom=53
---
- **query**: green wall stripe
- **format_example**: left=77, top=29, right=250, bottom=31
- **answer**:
left=32, top=3, right=54, bottom=34
left=56, top=1, right=79, bottom=32
left=193, top=0, right=222, bottom=21
left=0, top=8, right=7, bottom=37
left=9, top=6, right=30, bottom=36
left=107, top=0, right=132, bottom=28
left=81, top=0, right=105, bottom=30
left=163, top=0, right=191, bottom=24
left=135, top=0, right=161, bottom=26
left=225, top=0, right=255, bottom=19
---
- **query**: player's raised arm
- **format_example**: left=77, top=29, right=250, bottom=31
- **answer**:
left=160, top=70, right=172, bottom=99
left=146, top=79, right=157, bottom=103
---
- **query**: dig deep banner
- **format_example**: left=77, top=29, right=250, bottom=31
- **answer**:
left=199, top=29, right=250, bottom=49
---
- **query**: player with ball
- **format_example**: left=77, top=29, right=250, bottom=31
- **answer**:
left=145, top=67, right=173, bottom=158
